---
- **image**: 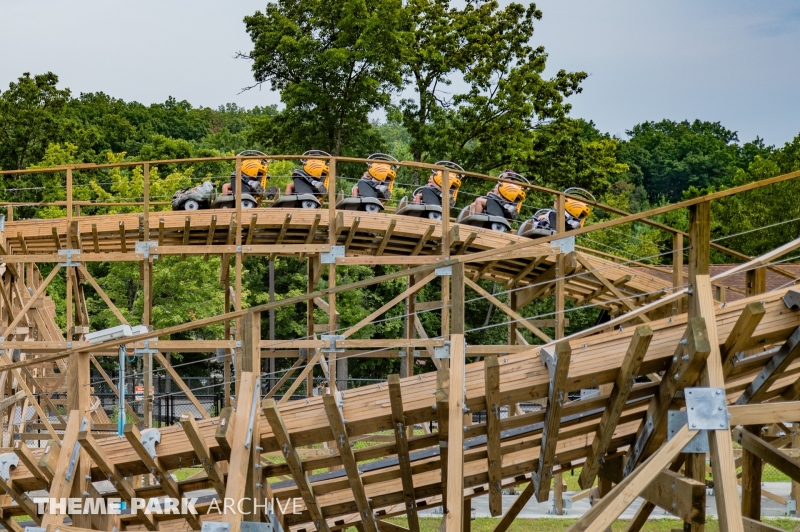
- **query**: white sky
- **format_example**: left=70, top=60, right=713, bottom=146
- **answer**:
left=1, top=0, right=798, bottom=146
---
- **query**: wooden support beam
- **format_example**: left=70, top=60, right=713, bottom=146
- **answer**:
left=516, top=252, right=577, bottom=307
left=269, top=213, right=292, bottom=261
left=742, top=517, right=785, bottom=532
left=13, top=439, right=49, bottom=484
left=574, top=274, right=631, bottom=306
left=262, top=397, right=330, bottom=532
left=376, top=219, right=396, bottom=256
left=3, top=265, right=60, bottom=336
left=624, top=318, right=710, bottom=472
left=180, top=413, right=226, bottom=498
left=388, top=374, right=420, bottom=532
left=205, top=215, right=217, bottom=261
left=535, top=340, right=571, bottom=502
left=279, top=348, right=325, bottom=403
left=221, top=372, right=256, bottom=529
left=436, top=369, right=450, bottom=510
left=492, top=478, right=534, bottom=532
left=484, top=355, right=503, bottom=517
left=567, top=424, right=697, bottom=532
left=77, top=264, right=129, bottom=325
left=344, top=272, right=435, bottom=340
left=576, top=253, right=650, bottom=321
left=245, top=213, right=258, bottom=246
left=323, top=394, right=378, bottom=532
left=119, top=221, right=127, bottom=253
left=181, top=216, right=191, bottom=260
left=77, top=426, right=158, bottom=530
left=411, top=225, right=435, bottom=256
left=39, top=413, right=82, bottom=527
left=445, top=335, right=466, bottom=532
left=264, top=355, right=306, bottom=398
left=739, top=425, right=762, bottom=520
left=639, top=469, right=705, bottom=524
left=721, top=302, right=766, bottom=376
left=124, top=423, right=201, bottom=529
left=464, top=277, right=551, bottom=343
left=736, top=326, right=800, bottom=405
left=343, top=216, right=359, bottom=253
left=734, top=426, right=800, bottom=484
left=579, top=325, right=653, bottom=489
left=152, top=352, right=209, bottom=418
left=730, top=402, right=800, bottom=425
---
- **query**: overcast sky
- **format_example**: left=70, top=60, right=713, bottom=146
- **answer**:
left=1, top=0, right=798, bottom=146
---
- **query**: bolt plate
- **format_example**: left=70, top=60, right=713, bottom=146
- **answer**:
left=668, top=411, right=709, bottom=453
left=320, top=245, right=345, bottom=264
left=685, top=387, right=729, bottom=430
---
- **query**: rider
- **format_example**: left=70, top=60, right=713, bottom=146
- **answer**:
left=537, top=195, right=591, bottom=229
left=351, top=159, right=397, bottom=200
left=221, top=158, right=269, bottom=196
left=413, top=168, right=462, bottom=206
left=285, top=156, right=330, bottom=195
left=468, top=170, right=526, bottom=216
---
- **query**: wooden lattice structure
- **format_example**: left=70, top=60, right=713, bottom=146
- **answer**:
left=1, top=157, right=800, bottom=532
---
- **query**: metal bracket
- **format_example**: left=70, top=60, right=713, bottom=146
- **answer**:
left=244, top=379, right=261, bottom=450
left=57, top=249, right=81, bottom=267
left=434, top=341, right=450, bottom=359
left=201, top=523, right=232, bottom=532
left=552, top=236, right=575, bottom=254
left=685, top=388, right=729, bottom=430
left=434, top=265, right=452, bottom=276
left=539, top=347, right=556, bottom=382
left=0, top=453, right=19, bottom=482
left=135, top=339, right=159, bottom=355
left=23, top=528, right=46, bottom=532
left=65, top=417, right=89, bottom=481
left=668, top=411, right=709, bottom=453
left=321, top=334, right=344, bottom=353
left=786, top=499, right=797, bottom=517
left=784, top=290, right=800, bottom=311
left=624, top=415, right=654, bottom=476
left=0, top=214, right=5, bottom=232
left=135, top=241, right=159, bottom=259
left=320, top=245, right=345, bottom=264
left=140, top=428, right=161, bottom=458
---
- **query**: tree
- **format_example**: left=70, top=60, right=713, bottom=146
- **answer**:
left=0, top=72, right=71, bottom=171
left=241, top=0, right=404, bottom=155
left=618, top=119, right=743, bottom=202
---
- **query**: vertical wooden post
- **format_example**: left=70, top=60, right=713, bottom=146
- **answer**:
left=67, top=335, right=90, bottom=528
left=441, top=168, right=450, bottom=258
left=683, top=453, right=706, bottom=532
left=444, top=262, right=465, bottom=531
left=404, top=273, right=416, bottom=379
left=673, top=232, right=684, bottom=314
left=792, top=423, right=800, bottom=505
left=746, top=268, right=766, bottom=298
left=462, top=497, right=471, bottom=532
left=551, top=193, right=567, bottom=513
left=142, top=164, right=153, bottom=431
left=741, top=425, right=762, bottom=520
left=234, top=156, right=244, bottom=396
left=66, top=168, right=73, bottom=224
left=224, top=278, right=232, bottom=407
left=307, top=257, right=316, bottom=398
left=328, top=158, right=338, bottom=394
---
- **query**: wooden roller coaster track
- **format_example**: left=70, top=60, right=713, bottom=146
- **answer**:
left=0, top=156, right=799, bottom=532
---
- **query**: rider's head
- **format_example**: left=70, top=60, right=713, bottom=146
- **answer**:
left=241, top=159, right=269, bottom=180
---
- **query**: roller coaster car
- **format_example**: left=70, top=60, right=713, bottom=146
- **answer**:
left=456, top=193, right=516, bottom=232
left=457, top=171, right=529, bottom=233
left=211, top=176, right=265, bottom=209
left=336, top=180, right=390, bottom=213
left=396, top=160, right=463, bottom=221
left=336, top=153, right=398, bottom=213
left=271, top=169, right=328, bottom=209
left=172, top=181, right=216, bottom=211
left=396, top=187, right=446, bottom=220
left=517, top=188, right=594, bottom=238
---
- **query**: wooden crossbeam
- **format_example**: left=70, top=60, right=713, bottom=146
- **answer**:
left=343, top=216, right=360, bottom=253
left=181, top=216, right=191, bottom=260
left=245, top=213, right=258, bottom=246
left=735, top=326, right=800, bottom=405
left=567, top=424, right=697, bottom=532
left=388, top=374, right=420, bottom=532
left=77, top=427, right=158, bottom=531
left=89, top=356, right=140, bottom=422
left=180, top=413, right=227, bottom=498
left=535, top=340, right=571, bottom=502
left=153, top=352, right=210, bottom=419
left=262, top=397, right=330, bottom=532
left=344, top=272, right=435, bottom=339
left=265, top=355, right=306, bottom=398
left=4, top=265, right=60, bottom=336
left=205, top=215, right=217, bottom=261
left=323, top=394, right=378, bottom=532
left=454, top=232, right=477, bottom=256
left=78, top=264, right=129, bottom=325
left=465, top=277, right=550, bottom=343
left=640, top=469, right=705, bottom=524
left=579, top=325, right=653, bottom=489
left=376, top=219, right=396, bottom=256
left=484, top=356, right=502, bottom=516
left=39, top=413, right=81, bottom=527
left=721, top=302, right=765, bottom=376
left=734, top=426, right=800, bottom=484
left=517, top=252, right=577, bottom=307
left=270, top=213, right=293, bottom=261
left=124, top=424, right=201, bottom=529
left=492, top=476, right=534, bottom=532
left=504, top=256, right=546, bottom=289
left=13, top=440, right=49, bottom=484
left=574, top=274, right=631, bottom=306
left=743, top=517, right=786, bottom=532
left=624, top=318, right=710, bottom=472
left=279, top=348, right=325, bottom=403
left=411, top=225, right=435, bottom=256
left=51, top=227, right=62, bottom=250
left=119, top=221, right=127, bottom=253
